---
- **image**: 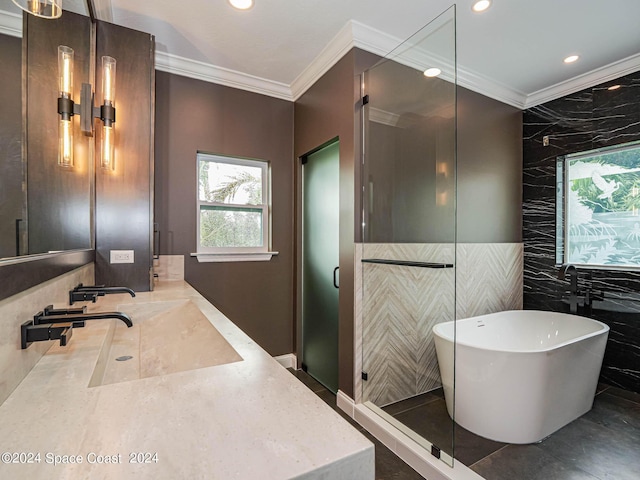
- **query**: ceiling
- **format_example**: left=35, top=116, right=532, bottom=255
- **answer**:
left=1, top=0, right=639, bottom=108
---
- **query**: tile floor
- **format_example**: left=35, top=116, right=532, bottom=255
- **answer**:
left=382, top=384, right=640, bottom=480
left=289, top=369, right=640, bottom=480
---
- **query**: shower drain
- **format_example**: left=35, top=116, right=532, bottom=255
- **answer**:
left=115, top=355, right=134, bottom=362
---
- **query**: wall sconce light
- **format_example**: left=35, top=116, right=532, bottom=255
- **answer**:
left=57, top=45, right=117, bottom=170
left=100, top=56, right=116, bottom=171
left=57, top=45, right=74, bottom=167
left=11, top=0, right=62, bottom=19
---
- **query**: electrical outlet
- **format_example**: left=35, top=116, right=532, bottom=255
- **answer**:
left=110, top=250, right=135, bottom=264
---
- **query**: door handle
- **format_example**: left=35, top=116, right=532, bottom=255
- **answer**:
left=333, top=267, right=339, bottom=289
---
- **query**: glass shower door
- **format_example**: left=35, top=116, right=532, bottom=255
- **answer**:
left=360, top=6, right=457, bottom=466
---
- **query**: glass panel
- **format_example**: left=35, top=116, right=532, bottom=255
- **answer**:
left=360, top=6, right=457, bottom=467
left=302, top=141, right=340, bottom=393
left=199, top=159, right=263, bottom=205
left=199, top=206, right=263, bottom=248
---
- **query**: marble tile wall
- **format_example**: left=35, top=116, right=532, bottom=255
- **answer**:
left=523, top=70, right=640, bottom=393
left=456, top=243, right=523, bottom=319
left=0, top=263, right=94, bottom=405
left=357, top=243, right=522, bottom=406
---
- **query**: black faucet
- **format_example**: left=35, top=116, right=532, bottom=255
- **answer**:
left=558, top=264, right=579, bottom=314
left=558, top=265, right=604, bottom=315
left=69, top=283, right=136, bottom=305
left=21, top=305, right=133, bottom=349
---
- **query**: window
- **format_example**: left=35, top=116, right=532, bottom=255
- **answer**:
left=196, top=153, right=274, bottom=261
left=557, top=140, right=640, bottom=268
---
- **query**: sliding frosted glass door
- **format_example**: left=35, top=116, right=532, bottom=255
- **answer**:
left=302, top=141, right=340, bottom=393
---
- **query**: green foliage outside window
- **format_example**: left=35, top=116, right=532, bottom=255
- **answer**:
left=563, top=142, right=640, bottom=266
left=197, top=155, right=267, bottom=250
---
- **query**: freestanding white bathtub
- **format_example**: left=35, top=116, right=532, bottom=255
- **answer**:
left=433, top=310, right=609, bottom=444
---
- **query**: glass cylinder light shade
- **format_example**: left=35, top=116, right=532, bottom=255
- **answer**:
left=101, top=125, right=114, bottom=171
left=58, top=46, right=74, bottom=167
left=100, top=56, right=116, bottom=170
left=58, top=46, right=73, bottom=98
left=102, top=56, right=116, bottom=105
left=58, top=118, right=73, bottom=167
left=11, top=0, right=62, bottom=19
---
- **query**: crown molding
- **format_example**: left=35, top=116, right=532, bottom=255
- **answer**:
left=0, top=10, right=21, bottom=37
left=92, top=0, right=113, bottom=23
left=524, top=52, right=640, bottom=109
left=155, top=50, right=293, bottom=101
left=1, top=9, right=638, bottom=110
left=369, top=107, right=400, bottom=127
left=289, top=21, right=355, bottom=101
left=457, top=67, right=527, bottom=109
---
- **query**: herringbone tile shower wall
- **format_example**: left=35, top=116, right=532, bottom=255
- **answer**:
left=358, top=243, right=523, bottom=406
left=456, top=244, right=523, bottom=319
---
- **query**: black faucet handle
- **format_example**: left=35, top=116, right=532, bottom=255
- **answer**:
left=21, top=321, right=75, bottom=349
left=69, top=290, right=100, bottom=305
left=59, top=326, right=73, bottom=346
left=43, top=305, right=86, bottom=316
left=73, top=284, right=106, bottom=291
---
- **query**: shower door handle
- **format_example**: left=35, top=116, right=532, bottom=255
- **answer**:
left=333, top=267, right=339, bottom=289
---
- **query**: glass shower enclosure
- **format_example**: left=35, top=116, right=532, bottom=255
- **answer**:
left=359, top=6, right=457, bottom=466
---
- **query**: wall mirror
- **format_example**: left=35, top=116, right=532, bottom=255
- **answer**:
left=0, top=0, right=93, bottom=261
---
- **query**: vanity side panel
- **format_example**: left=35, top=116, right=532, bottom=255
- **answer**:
left=95, top=22, right=155, bottom=292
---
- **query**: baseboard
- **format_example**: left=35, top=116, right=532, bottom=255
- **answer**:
left=337, top=390, right=356, bottom=418
left=274, top=353, right=297, bottom=369
left=338, top=394, right=484, bottom=480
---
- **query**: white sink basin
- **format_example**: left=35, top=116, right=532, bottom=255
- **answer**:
left=88, top=299, right=243, bottom=387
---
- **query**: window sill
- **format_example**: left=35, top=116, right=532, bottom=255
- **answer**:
left=191, top=252, right=279, bottom=263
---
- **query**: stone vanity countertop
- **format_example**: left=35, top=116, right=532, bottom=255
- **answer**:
left=0, top=281, right=373, bottom=479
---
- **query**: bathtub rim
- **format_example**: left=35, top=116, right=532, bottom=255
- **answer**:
left=433, top=310, right=610, bottom=354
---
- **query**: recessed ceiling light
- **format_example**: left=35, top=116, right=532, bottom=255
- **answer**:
left=229, top=0, right=254, bottom=10
left=472, top=0, right=491, bottom=13
left=563, top=55, right=579, bottom=64
left=423, top=68, right=442, bottom=78
left=608, top=85, right=621, bottom=91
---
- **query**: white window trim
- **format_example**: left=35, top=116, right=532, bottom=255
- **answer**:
left=196, top=153, right=273, bottom=262
left=191, top=251, right=279, bottom=263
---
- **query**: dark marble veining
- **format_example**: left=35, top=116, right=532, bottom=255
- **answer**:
left=523, top=71, right=640, bottom=394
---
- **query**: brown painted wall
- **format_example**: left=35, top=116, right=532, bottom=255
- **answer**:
left=294, top=48, right=379, bottom=397
left=154, top=71, right=295, bottom=355
left=457, top=86, right=522, bottom=243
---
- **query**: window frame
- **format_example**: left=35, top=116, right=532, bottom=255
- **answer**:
left=196, top=152, right=271, bottom=256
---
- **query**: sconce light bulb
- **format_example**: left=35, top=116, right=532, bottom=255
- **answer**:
left=102, top=56, right=116, bottom=105
left=58, top=118, right=74, bottom=168
left=12, top=0, right=61, bottom=19
left=101, top=125, right=115, bottom=171
left=58, top=45, right=74, bottom=97
left=28, top=0, right=41, bottom=15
